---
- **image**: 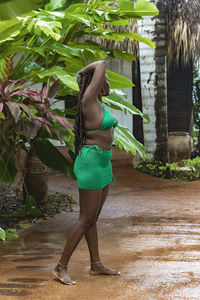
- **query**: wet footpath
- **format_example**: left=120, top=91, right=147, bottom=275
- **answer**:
left=1, top=148, right=200, bottom=300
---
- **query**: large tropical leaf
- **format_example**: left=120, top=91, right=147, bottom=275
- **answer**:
left=35, top=138, right=75, bottom=179
left=114, top=125, right=146, bottom=160
left=119, top=32, right=156, bottom=49
left=106, top=70, right=134, bottom=89
left=85, top=28, right=125, bottom=42
left=112, top=49, right=136, bottom=62
left=105, top=92, right=150, bottom=122
left=35, top=66, right=79, bottom=90
left=26, top=18, right=62, bottom=41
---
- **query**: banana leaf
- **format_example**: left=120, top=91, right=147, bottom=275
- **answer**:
left=106, top=70, right=133, bottom=89
left=35, top=138, right=76, bottom=179
left=105, top=92, right=150, bottom=122
left=114, top=125, right=146, bottom=160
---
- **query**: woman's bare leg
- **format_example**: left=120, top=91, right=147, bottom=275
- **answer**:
left=84, top=184, right=120, bottom=275
left=53, top=189, right=102, bottom=285
left=84, top=184, right=109, bottom=263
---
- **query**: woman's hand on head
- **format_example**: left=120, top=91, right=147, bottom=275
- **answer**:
left=78, top=61, right=106, bottom=76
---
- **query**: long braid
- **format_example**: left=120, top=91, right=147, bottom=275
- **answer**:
left=74, top=73, right=93, bottom=159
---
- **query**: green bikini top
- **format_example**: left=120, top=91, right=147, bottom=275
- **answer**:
left=85, top=105, right=118, bottom=132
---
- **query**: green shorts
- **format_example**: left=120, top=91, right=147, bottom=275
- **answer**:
left=74, top=145, right=113, bottom=190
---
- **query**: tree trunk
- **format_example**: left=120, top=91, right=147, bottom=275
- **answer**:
left=138, top=0, right=168, bottom=163
left=23, top=148, right=48, bottom=203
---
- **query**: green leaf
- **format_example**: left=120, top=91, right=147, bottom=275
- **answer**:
left=0, top=19, right=21, bottom=34
left=51, top=43, right=81, bottom=58
left=61, top=0, right=85, bottom=11
left=108, top=19, right=130, bottom=26
left=52, top=126, right=75, bottom=152
left=5, top=229, right=19, bottom=241
left=0, top=23, right=22, bottom=44
left=106, top=70, right=133, bottom=89
left=68, top=41, right=101, bottom=51
left=45, top=0, right=66, bottom=11
left=35, top=138, right=76, bottom=179
left=0, top=58, right=6, bottom=80
left=0, top=112, right=5, bottom=119
left=114, top=125, right=146, bottom=160
left=32, top=19, right=62, bottom=41
left=0, top=227, right=6, bottom=241
left=25, top=194, right=40, bottom=216
left=112, top=49, right=136, bottom=62
left=85, top=28, right=125, bottom=42
left=0, top=45, right=29, bottom=60
left=120, top=31, right=156, bottom=49
left=105, top=92, right=149, bottom=121
left=66, top=13, right=94, bottom=26
left=135, top=0, right=159, bottom=16
left=36, top=66, right=79, bottom=91
left=119, top=0, right=134, bottom=11
left=118, top=0, right=159, bottom=16
left=64, top=3, right=88, bottom=13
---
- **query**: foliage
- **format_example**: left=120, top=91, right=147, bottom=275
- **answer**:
left=0, top=227, right=18, bottom=241
left=0, top=68, right=74, bottom=183
left=114, top=125, right=146, bottom=160
left=136, top=156, right=200, bottom=181
left=8, top=194, right=41, bottom=217
left=0, top=60, right=74, bottom=213
left=0, top=0, right=159, bottom=161
left=192, top=64, right=200, bottom=153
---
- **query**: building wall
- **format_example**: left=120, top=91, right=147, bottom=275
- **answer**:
left=138, top=16, right=157, bottom=161
left=106, top=58, right=133, bottom=132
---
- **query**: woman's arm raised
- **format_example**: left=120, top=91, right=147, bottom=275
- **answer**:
left=78, top=60, right=106, bottom=105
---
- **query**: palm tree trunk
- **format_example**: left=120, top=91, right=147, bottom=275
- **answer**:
left=138, top=0, right=168, bottom=163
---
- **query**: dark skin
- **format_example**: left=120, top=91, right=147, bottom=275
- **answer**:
left=52, top=61, right=120, bottom=285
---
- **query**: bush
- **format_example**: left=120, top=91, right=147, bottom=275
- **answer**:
left=136, top=157, right=200, bottom=181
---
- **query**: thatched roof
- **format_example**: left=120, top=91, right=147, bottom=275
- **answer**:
left=165, top=0, right=200, bottom=66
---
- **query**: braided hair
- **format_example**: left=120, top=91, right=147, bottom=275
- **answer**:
left=74, top=72, right=93, bottom=158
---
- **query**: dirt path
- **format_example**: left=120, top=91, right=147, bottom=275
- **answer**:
left=1, top=149, right=200, bottom=299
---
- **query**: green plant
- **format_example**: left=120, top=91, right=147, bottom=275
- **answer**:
left=0, top=227, right=19, bottom=241
left=0, top=0, right=159, bottom=159
left=136, top=157, right=200, bottom=181
left=0, top=61, right=75, bottom=213
left=192, top=64, right=200, bottom=154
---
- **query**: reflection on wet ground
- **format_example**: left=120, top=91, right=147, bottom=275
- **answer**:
left=1, top=149, right=200, bottom=299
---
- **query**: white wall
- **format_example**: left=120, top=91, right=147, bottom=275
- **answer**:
left=106, top=58, right=133, bottom=133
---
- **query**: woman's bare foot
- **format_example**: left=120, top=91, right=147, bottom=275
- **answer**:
left=90, top=261, right=120, bottom=275
left=52, top=263, right=76, bottom=285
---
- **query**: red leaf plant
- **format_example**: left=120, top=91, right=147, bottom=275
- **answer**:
left=0, top=78, right=74, bottom=143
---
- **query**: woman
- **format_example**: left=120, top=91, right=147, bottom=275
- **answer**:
left=53, top=60, right=120, bottom=285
